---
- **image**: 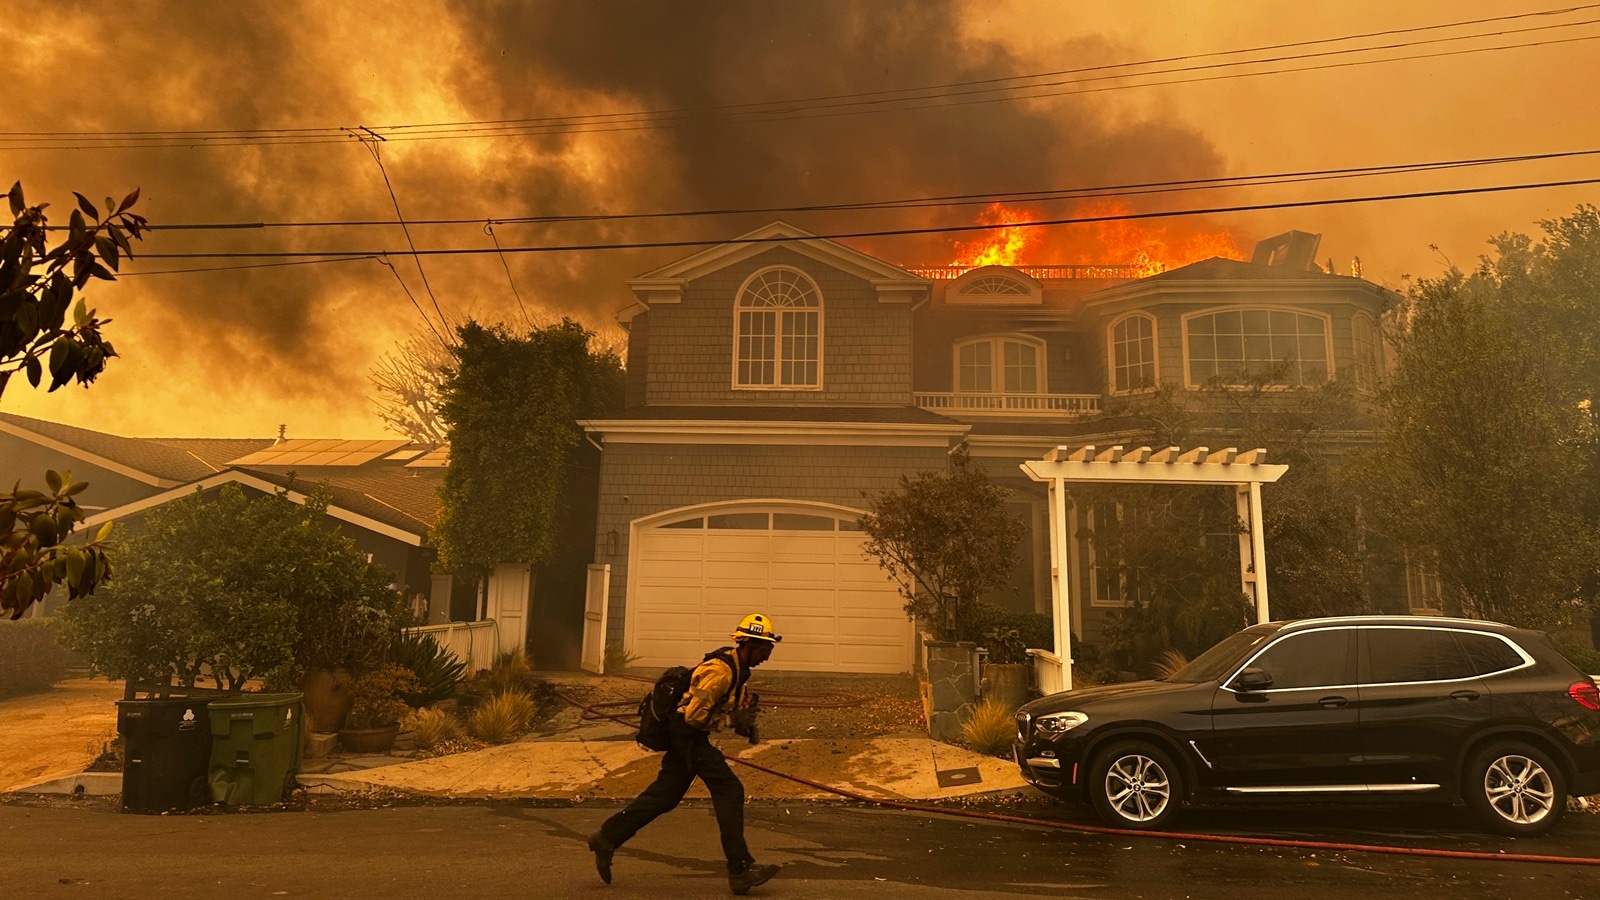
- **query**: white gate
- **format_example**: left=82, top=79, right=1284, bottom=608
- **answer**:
left=581, top=563, right=611, bottom=674
left=486, top=563, right=532, bottom=658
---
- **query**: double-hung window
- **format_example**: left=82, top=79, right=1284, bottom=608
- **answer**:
left=735, top=267, right=821, bottom=388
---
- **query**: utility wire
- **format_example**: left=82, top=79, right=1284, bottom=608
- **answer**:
left=486, top=221, right=534, bottom=329
left=56, top=147, right=1600, bottom=233
left=4, top=9, right=1599, bottom=149
left=352, top=133, right=452, bottom=347
left=125, top=175, right=1600, bottom=261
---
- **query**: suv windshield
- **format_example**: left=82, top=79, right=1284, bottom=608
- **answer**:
left=1163, top=630, right=1272, bottom=683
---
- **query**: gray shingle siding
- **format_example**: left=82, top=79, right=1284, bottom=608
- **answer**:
left=645, top=247, right=913, bottom=404
left=591, top=441, right=947, bottom=647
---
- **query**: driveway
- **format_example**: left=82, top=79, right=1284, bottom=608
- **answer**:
left=0, top=678, right=122, bottom=792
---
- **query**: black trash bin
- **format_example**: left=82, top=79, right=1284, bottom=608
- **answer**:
left=117, top=697, right=215, bottom=813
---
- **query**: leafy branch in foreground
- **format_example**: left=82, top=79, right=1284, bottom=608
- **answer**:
left=1, top=470, right=112, bottom=619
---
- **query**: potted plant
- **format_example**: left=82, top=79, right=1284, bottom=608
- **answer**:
left=981, top=626, right=1032, bottom=712
left=338, top=664, right=420, bottom=754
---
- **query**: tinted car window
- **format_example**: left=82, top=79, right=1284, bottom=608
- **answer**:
left=1166, top=630, right=1272, bottom=683
left=1454, top=632, right=1526, bottom=676
left=1363, top=627, right=1475, bottom=684
left=1239, top=629, right=1353, bottom=689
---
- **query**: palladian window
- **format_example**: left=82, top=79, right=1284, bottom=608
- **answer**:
left=735, top=267, right=821, bottom=388
left=955, top=336, right=1043, bottom=394
left=1184, top=309, right=1330, bottom=387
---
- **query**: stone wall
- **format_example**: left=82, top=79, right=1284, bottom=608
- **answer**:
left=920, top=636, right=979, bottom=743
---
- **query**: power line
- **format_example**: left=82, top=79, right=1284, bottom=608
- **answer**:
left=125, top=175, right=1600, bottom=262
left=53, top=147, right=1600, bottom=233
left=4, top=8, right=1598, bottom=150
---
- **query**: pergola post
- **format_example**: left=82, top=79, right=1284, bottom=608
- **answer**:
left=1023, top=445, right=1288, bottom=695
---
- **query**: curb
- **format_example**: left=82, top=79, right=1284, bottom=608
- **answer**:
left=14, top=772, right=122, bottom=796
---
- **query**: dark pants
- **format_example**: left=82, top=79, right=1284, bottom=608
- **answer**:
left=599, top=722, right=753, bottom=873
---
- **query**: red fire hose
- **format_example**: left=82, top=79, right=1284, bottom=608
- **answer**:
left=552, top=686, right=1600, bottom=868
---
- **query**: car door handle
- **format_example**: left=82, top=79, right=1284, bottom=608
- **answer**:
left=1318, top=696, right=1349, bottom=708
left=1451, top=690, right=1480, bottom=701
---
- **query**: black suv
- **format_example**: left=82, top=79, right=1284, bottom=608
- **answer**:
left=1014, top=616, right=1600, bottom=835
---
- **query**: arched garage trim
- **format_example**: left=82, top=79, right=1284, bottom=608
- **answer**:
left=623, top=499, right=913, bottom=673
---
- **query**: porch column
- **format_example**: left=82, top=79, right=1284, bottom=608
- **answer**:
left=1235, top=482, right=1271, bottom=624
left=1045, top=476, right=1073, bottom=692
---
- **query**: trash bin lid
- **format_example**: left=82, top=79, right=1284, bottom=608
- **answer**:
left=207, top=692, right=304, bottom=710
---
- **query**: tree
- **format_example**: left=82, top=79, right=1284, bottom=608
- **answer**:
left=369, top=327, right=454, bottom=446
left=1, top=182, right=146, bottom=619
left=1358, top=220, right=1600, bottom=629
left=1077, top=374, right=1371, bottom=669
left=432, top=318, right=624, bottom=577
left=57, top=484, right=407, bottom=690
left=859, top=446, right=1025, bottom=641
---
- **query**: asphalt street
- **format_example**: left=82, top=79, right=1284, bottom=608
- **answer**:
left=4, top=798, right=1598, bottom=899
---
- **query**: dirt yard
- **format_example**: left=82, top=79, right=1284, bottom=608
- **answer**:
left=0, top=678, right=123, bottom=792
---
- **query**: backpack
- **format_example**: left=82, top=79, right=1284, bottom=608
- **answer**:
left=635, top=666, right=692, bottom=751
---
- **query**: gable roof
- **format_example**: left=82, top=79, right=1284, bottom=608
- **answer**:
left=627, top=221, right=930, bottom=304
left=83, top=467, right=442, bottom=546
left=0, top=412, right=273, bottom=486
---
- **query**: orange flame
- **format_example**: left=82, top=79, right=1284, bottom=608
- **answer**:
left=950, top=203, right=1043, bottom=268
left=947, top=199, right=1241, bottom=275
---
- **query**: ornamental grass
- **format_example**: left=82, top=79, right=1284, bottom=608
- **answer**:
left=961, top=697, right=1017, bottom=757
left=470, top=689, right=537, bottom=745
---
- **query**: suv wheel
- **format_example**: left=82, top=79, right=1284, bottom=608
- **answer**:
left=1088, top=740, right=1183, bottom=829
left=1464, top=741, right=1567, bottom=836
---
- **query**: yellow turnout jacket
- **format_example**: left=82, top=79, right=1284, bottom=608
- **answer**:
left=677, top=648, right=748, bottom=733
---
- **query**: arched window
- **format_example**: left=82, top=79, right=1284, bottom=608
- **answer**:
left=1184, top=309, right=1330, bottom=387
left=954, top=335, right=1044, bottom=394
left=1109, top=313, right=1157, bottom=393
left=734, top=267, right=821, bottom=388
left=967, top=275, right=1030, bottom=295
left=1352, top=312, right=1380, bottom=391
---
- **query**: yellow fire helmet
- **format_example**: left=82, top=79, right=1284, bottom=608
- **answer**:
left=732, top=613, right=782, bottom=643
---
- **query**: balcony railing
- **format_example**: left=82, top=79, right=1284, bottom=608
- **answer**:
left=906, top=265, right=1145, bottom=280
left=914, top=392, right=1102, bottom=417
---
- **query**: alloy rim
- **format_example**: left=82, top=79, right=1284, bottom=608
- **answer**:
left=1484, top=754, right=1555, bottom=825
left=1105, top=753, right=1171, bottom=822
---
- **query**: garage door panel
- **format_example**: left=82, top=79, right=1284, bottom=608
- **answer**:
left=631, top=512, right=912, bottom=673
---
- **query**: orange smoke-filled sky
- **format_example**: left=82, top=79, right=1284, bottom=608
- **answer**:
left=2, top=0, right=1598, bottom=440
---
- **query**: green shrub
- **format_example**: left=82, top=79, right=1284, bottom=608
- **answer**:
left=390, top=632, right=466, bottom=707
left=1556, top=643, right=1600, bottom=675
left=961, top=697, right=1016, bottom=756
left=346, top=664, right=421, bottom=729
left=470, top=689, right=536, bottom=744
left=960, top=601, right=1053, bottom=654
left=0, top=619, right=75, bottom=699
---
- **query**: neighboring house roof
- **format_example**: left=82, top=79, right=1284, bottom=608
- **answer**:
left=0, top=411, right=274, bottom=486
left=1082, top=257, right=1394, bottom=307
left=83, top=467, right=441, bottom=547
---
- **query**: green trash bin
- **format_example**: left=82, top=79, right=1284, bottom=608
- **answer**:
left=207, top=692, right=305, bottom=805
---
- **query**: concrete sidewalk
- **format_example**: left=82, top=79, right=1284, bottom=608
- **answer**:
left=295, top=734, right=1026, bottom=802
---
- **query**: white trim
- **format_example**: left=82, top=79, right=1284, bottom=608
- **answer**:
left=1106, top=312, right=1159, bottom=395
left=1084, top=275, right=1394, bottom=308
left=578, top=419, right=967, bottom=448
left=81, top=470, right=425, bottom=546
left=731, top=265, right=824, bottom=392
left=0, top=420, right=178, bottom=488
left=946, top=265, right=1044, bottom=307
left=1179, top=306, right=1335, bottom=390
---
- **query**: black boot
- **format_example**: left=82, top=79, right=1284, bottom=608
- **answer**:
left=587, top=832, right=614, bottom=884
left=728, top=862, right=780, bottom=895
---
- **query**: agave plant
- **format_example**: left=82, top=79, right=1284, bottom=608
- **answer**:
left=389, top=632, right=467, bottom=707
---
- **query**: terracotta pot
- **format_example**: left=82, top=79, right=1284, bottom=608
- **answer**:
left=338, top=723, right=400, bottom=754
left=299, top=667, right=354, bottom=732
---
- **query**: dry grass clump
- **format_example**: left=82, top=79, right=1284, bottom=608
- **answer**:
left=410, top=707, right=467, bottom=752
left=961, top=697, right=1017, bottom=757
left=1151, top=649, right=1191, bottom=681
left=482, top=650, right=533, bottom=695
left=470, top=689, right=538, bottom=745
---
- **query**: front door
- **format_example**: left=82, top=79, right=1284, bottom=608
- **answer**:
left=580, top=564, right=611, bottom=674
left=1356, top=625, right=1497, bottom=791
left=1202, top=627, right=1362, bottom=791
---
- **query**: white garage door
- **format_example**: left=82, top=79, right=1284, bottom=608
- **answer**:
left=628, top=506, right=912, bottom=673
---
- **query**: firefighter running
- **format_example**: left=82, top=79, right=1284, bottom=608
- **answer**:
left=589, top=614, right=783, bottom=895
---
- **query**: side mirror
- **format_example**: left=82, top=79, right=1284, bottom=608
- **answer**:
left=1232, top=667, right=1273, bottom=691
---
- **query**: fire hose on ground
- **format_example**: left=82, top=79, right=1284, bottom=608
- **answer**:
left=550, top=685, right=1600, bottom=869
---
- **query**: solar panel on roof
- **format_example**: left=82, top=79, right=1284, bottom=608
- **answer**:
left=405, top=447, right=450, bottom=468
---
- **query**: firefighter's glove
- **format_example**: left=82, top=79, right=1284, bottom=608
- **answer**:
left=731, top=695, right=762, bottom=744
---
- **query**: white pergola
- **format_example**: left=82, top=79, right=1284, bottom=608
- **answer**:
left=1020, top=444, right=1289, bottom=694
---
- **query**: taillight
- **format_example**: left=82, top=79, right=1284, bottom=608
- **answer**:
left=1569, top=681, right=1600, bottom=710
